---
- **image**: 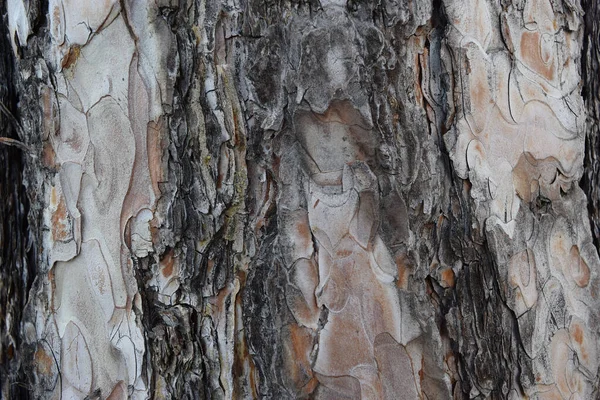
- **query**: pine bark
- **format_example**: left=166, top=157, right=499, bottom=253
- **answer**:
left=1, top=0, right=600, bottom=399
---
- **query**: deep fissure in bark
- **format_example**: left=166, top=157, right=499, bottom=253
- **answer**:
left=581, top=0, right=600, bottom=251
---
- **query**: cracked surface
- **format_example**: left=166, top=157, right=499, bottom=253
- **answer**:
left=3, top=0, right=600, bottom=399
left=444, top=0, right=600, bottom=397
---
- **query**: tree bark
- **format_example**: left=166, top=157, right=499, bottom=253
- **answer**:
left=2, top=0, right=600, bottom=399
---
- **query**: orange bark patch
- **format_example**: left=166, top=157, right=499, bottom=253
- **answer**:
left=336, top=248, right=353, bottom=258
left=302, top=377, right=319, bottom=395
left=296, top=217, right=310, bottom=240
left=512, top=154, right=536, bottom=202
left=283, top=324, right=316, bottom=395
left=395, top=253, right=410, bottom=289
left=34, top=347, right=54, bottom=376
left=470, top=70, right=491, bottom=114
left=52, top=6, right=61, bottom=29
left=161, top=248, right=175, bottom=278
left=51, top=195, right=70, bottom=242
left=440, top=268, right=455, bottom=288
left=569, top=246, right=590, bottom=288
left=41, top=142, right=57, bottom=169
left=61, top=45, right=81, bottom=70
left=572, top=323, right=583, bottom=345
left=289, top=325, right=311, bottom=367
left=293, top=215, right=314, bottom=257
left=520, top=32, right=554, bottom=81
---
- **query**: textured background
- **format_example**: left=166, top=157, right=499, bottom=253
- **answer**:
left=1, top=0, right=600, bottom=398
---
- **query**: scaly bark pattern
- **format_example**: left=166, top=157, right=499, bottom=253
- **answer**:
left=2, top=0, right=600, bottom=399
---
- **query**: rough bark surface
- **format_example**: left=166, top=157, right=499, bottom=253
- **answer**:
left=2, top=0, right=600, bottom=399
left=0, top=4, right=36, bottom=397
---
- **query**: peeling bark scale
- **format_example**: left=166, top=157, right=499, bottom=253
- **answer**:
left=2, top=0, right=600, bottom=398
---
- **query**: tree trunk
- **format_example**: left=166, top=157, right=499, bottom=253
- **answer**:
left=2, top=0, right=600, bottom=398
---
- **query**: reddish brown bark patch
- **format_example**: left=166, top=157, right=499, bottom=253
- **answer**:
left=51, top=195, right=70, bottom=242
left=34, top=347, right=54, bottom=376
left=520, top=32, right=555, bottom=81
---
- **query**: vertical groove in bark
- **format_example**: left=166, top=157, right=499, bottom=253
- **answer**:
left=1, top=0, right=50, bottom=397
left=0, top=4, right=34, bottom=398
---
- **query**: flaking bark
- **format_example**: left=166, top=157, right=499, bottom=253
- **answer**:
left=2, top=0, right=600, bottom=399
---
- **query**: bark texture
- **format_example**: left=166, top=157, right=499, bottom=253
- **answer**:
left=2, top=0, right=600, bottom=399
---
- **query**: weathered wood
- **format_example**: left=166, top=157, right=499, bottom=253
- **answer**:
left=2, top=0, right=600, bottom=399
